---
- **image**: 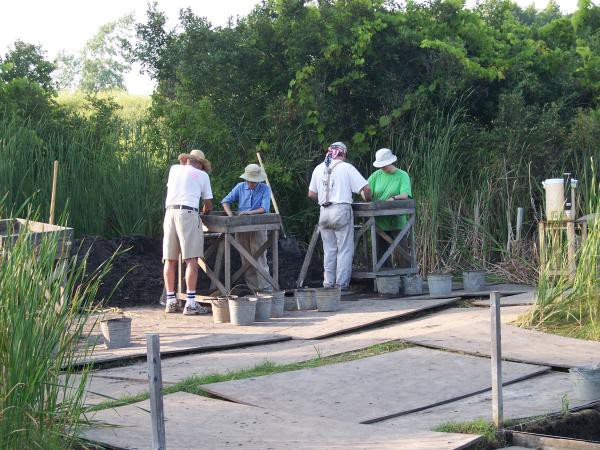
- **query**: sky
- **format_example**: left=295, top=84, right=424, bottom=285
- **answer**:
left=0, top=0, right=581, bottom=95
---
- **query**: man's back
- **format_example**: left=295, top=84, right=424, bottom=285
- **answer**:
left=309, top=161, right=368, bottom=205
left=165, top=164, right=212, bottom=208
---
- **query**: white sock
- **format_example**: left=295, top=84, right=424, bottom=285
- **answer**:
left=185, top=291, right=196, bottom=307
left=166, top=291, right=177, bottom=305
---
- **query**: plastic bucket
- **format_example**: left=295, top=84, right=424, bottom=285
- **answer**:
left=542, top=178, right=566, bottom=221
left=427, top=274, right=453, bottom=297
left=254, top=294, right=273, bottom=321
left=269, top=291, right=285, bottom=318
left=569, top=367, right=600, bottom=401
left=463, top=271, right=486, bottom=292
left=376, top=275, right=401, bottom=295
left=295, top=288, right=317, bottom=310
left=228, top=297, right=257, bottom=326
left=402, top=275, right=423, bottom=296
left=100, top=317, right=132, bottom=349
left=315, top=287, right=341, bottom=312
left=211, top=296, right=235, bottom=324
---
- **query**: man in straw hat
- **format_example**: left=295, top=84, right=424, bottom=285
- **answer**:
left=368, top=148, right=412, bottom=267
left=221, top=164, right=272, bottom=292
left=163, top=149, right=213, bottom=315
left=308, top=142, right=372, bottom=290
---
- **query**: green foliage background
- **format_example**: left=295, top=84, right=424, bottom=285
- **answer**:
left=1, top=0, right=600, bottom=272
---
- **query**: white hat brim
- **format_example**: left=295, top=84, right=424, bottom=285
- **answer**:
left=373, top=154, right=397, bottom=168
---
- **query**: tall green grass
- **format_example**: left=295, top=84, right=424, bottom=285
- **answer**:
left=521, top=174, right=600, bottom=339
left=0, top=218, right=113, bottom=448
left=0, top=116, right=166, bottom=237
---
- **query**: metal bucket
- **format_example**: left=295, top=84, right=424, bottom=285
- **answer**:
left=254, top=294, right=272, bottom=321
left=212, top=296, right=235, bottom=323
left=269, top=291, right=285, bottom=317
left=570, top=366, right=600, bottom=401
left=295, top=288, right=317, bottom=310
left=376, top=275, right=401, bottom=295
left=427, top=274, right=453, bottom=297
left=100, top=317, right=132, bottom=349
left=228, top=297, right=257, bottom=326
left=402, top=275, right=423, bottom=296
left=316, top=287, right=341, bottom=312
left=463, top=271, right=486, bottom=292
left=284, top=293, right=297, bottom=311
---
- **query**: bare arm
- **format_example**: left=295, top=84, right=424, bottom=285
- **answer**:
left=308, top=190, right=318, bottom=202
left=239, top=208, right=265, bottom=216
left=388, top=193, right=409, bottom=201
left=202, top=199, right=213, bottom=215
left=222, top=202, right=234, bottom=216
left=360, top=185, right=372, bottom=202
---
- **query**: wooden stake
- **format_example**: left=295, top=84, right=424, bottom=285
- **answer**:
left=49, top=160, right=58, bottom=225
left=146, top=333, right=166, bottom=450
left=490, top=291, right=504, bottom=429
left=515, top=207, right=524, bottom=246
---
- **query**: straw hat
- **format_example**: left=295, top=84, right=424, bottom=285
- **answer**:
left=178, top=149, right=211, bottom=172
left=373, top=148, right=397, bottom=168
left=240, top=164, right=267, bottom=183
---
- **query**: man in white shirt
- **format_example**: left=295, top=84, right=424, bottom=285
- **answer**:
left=308, top=142, right=372, bottom=290
left=163, top=149, right=213, bottom=315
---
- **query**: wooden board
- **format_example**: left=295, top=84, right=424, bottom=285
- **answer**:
left=380, top=372, right=591, bottom=432
left=352, top=200, right=416, bottom=211
left=399, top=283, right=534, bottom=301
left=0, top=217, right=73, bottom=259
left=395, top=307, right=600, bottom=369
left=82, top=297, right=459, bottom=365
left=511, top=432, right=600, bottom=450
left=266, top=297, right=461, bottom=339
left=201, top=347, right=548, bottom=424
left=83, top=392, right=481, bottom=450
left=200, top=212, right=281, bottom=233
left=472, top=291, right=537, bottom=307
left=83, top=330, right=401, bottom=403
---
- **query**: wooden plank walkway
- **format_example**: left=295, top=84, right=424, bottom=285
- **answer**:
left=83, top=392, right=481, bottom=450
left=201, top=347, right=548, bottom=424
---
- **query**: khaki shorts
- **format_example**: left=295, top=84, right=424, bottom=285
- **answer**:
left=162, top=209, right=204, bottom=260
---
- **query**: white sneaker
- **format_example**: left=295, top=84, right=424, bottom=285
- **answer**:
left=165, top=300, right=178, bottom=313
left=183, top=303, right=210, bottom=315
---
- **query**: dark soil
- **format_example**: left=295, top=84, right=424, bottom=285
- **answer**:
left=514, top=406, right=600, bottom=442
left=72, top=234, right=323, bottom=308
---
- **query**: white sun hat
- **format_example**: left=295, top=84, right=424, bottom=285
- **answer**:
left=240, top=163, right=267, bottom=182
left=373, top=148, right=398, bottom=168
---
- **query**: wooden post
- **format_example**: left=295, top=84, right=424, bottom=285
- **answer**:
left=146, top=333, right=166, bottom=450
left=567, top=221, right=576, bottom=281
left=49, top=160, right=58, bottom=225
left=272, top=229, right=279, bottom=288
left=370, top=220, right=378, bottom=291
left=538, top=222, right=546, bottom=282
left=515, top=207, right=524, bottom=246
left=490, top=291, right=503, bottom=429
left=224, top=233, right=231, bottom=293
left=297, top=224, right=320, bottom=287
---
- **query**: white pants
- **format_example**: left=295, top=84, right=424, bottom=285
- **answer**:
left=319, top=203, right=354, bottom=288
left=235, top=230, right=271, bottom=292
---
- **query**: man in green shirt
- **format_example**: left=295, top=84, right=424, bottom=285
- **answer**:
left=368, top=148, right=412, bottom=267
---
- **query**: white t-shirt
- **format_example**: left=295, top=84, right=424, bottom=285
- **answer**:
left=165, top=164, right=213, bottom=208
left=309, top=161, right=368, bottom=205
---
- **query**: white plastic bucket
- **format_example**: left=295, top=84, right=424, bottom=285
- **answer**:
left=542, top=178, right=565, bottom=221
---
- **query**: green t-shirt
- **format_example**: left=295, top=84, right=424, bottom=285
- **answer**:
left=367, top=168, right=412, bottom=231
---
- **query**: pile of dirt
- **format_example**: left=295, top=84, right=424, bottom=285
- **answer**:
left=72, top=235, right=164, bottom=308
left=72, top=234, right=323, bottom=307
left=516, top=407, right=600, bottom=442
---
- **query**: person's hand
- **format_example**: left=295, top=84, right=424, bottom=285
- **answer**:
left=238, top=210, right=248, bottom=216
left=387, top=196, right=396, bottom=201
